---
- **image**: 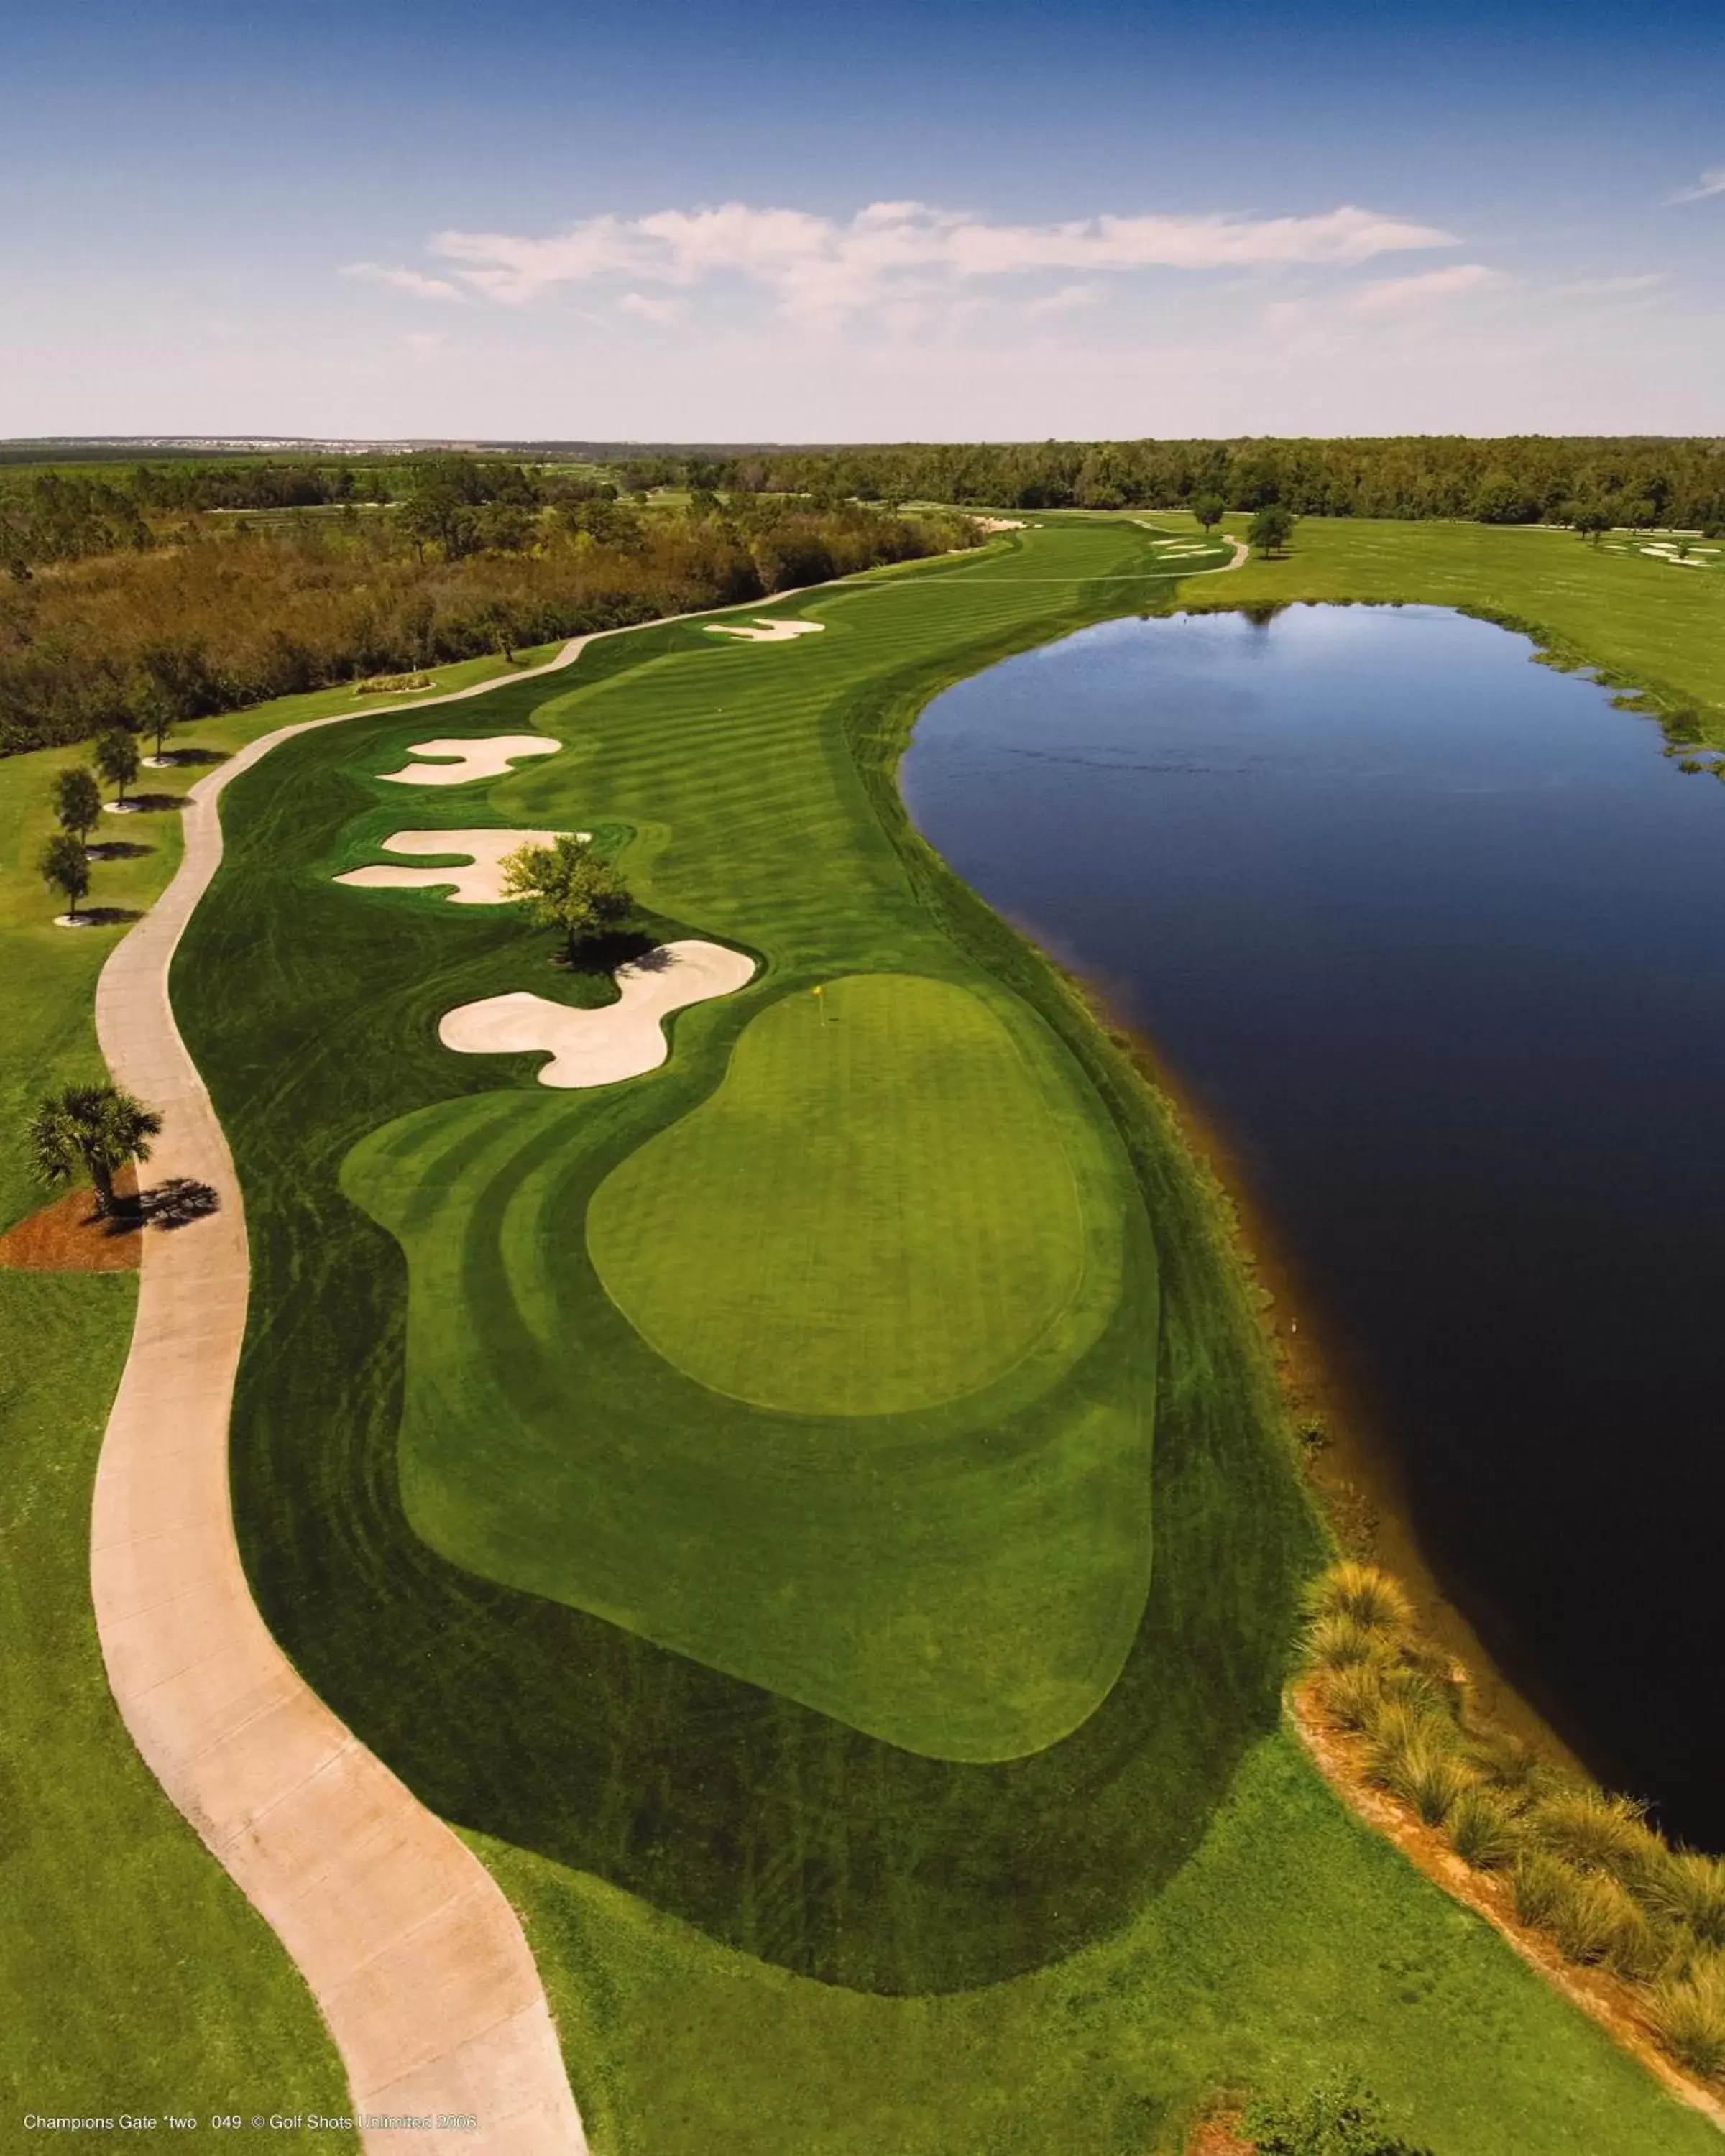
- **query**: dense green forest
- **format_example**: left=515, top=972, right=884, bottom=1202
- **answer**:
left=733, top=437, right=1725, bottom=527
left=0, top=464, right=974, bottom=753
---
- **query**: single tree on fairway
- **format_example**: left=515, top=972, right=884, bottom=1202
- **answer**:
left=1191, top=492, right=1225, bottom=535
left=54, top=764, right=103, bottom=844
left=40, top=831, right=91, bottom=921
left=95, top=725, right=142, bottom=806
left=1248, top=502, right=1297, bottom=557
left=29, top=1082, right=162, bottom=1218
left=502, top=834, right=630, bottom=966
left=1571, top=504, right=1611, bottom=546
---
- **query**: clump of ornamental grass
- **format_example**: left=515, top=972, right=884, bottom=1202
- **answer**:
left=1383, top=1735, right=1474, bottom=1828
left=1522, top=1866, right=1664, bottom=1978
left=1531, top=1788, right=1663, bottom=1889
left=1512, top=1848, right=1579, bottom=1931
left=1363, top=1700, right=1446, bottom=1789
left=1317, top=1656, right=1392, bottom=1733
left=1644, top=1955, right=1725, bottom=2083
left=1373, top=1659, right=1450, bottom=1723
left=1462, top=1726, right=1542, bottom=1793
left=1302, top=1610, right=1384, bottom=1673
left=1447, top=1783, right=1523, bottom=1871
left=1305, top=1560, right=1412, bottom=1639
left=1646, top=1851, right=1725, bottom=1950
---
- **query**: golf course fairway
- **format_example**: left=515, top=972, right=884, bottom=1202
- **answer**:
left=152, top=515, right=1720, bottom=2150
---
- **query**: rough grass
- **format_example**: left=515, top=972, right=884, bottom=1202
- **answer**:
left=479, top=1733, right=1719, bottom=2155
left=0, top=1273, right=353, bottom=2145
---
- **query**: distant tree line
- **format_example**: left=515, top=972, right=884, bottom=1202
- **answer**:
left=730, top=436, right=1725, bottom=531
left=0, top=482, right=976, bottom=755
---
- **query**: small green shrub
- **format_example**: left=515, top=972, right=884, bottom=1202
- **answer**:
left=1647, top=1851, right=1725, bottom=1950
left=1447, top=1784, right=1522, bottom=1871
left=1241, top=2069, right=1432, bottom=2155
left=1644, top=1955, right=1725, bottom=2083
left=1305, top=1562, right=1412, bottom=1639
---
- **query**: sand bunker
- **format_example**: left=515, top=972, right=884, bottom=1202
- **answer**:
left=379, top=734, right=561, bottom=786
left=703, top=618, right=825, bottom=642
left=440, top=940, right=756, bottom=1087
left=975, top=517, right=1027, bottom=533
left=336, top=828, right=579, bottom=905
left=1640, top=546, right=1708, bottom=568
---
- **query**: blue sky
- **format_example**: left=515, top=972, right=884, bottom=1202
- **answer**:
left=4, top=0, right=1721, bottom=438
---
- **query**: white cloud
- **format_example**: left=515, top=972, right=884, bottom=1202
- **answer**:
left=339, top=261, right=464, bottom=302
left=1547, top=272, right=1668, bottom=300
left=1347, top=262, right=1509, bottom=315
left=426, top=197, right=1458, bottom=323
left=617, top=290, right=684, bottom=327
left=1026, top=283, right=1100, bottom=318
left=1667, top=167, right=1725, bottom=205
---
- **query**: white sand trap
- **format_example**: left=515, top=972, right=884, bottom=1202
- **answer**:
left=379, top=734, right=561, bottom=786
left=975, top=517, right=1027, bottom=533
left=440, top=939, right=756, bottom=1087
left=1642, top=547, right=1706, bottom=566
left=703, top=618, right=825, bottom=642
left=336, top=827, right=578, bottom=905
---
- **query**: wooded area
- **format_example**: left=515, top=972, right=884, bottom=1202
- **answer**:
left=0, top=462, right=974, bottom=753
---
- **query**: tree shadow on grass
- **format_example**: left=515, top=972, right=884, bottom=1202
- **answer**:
left=84, top=841, right=153, bottom=862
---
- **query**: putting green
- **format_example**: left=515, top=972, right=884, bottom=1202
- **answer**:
left=586, top=972, right=1097, bottom=1416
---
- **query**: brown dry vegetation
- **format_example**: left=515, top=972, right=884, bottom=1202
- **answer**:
left=0, top=497, right=977, bottom=752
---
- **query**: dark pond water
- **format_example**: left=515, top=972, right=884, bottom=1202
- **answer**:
left=903, top=603, right=1725, bottom=1847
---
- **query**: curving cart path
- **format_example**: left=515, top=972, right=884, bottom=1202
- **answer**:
left=86, top=530, right=1244, bottom=2152
left=93, top=639, right=601, bottom=2155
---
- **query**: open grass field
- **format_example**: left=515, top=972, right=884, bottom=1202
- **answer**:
left=154, top=513, right=1716, bottom=2148
left=4, top=514, right=1721, bottom=2148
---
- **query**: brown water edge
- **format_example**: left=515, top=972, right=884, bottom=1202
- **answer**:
left=1007, top=908, right=1593, bottom=1788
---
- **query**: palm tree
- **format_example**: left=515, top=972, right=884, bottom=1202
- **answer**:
left=29, top=1082, right=162, bottom=1219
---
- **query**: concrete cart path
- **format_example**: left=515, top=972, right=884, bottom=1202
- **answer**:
left=92, top=637, right=602, bottom=2155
